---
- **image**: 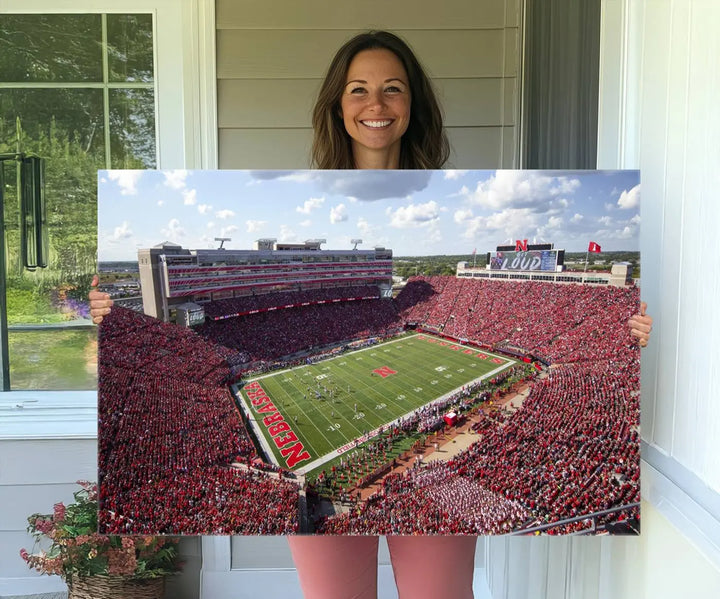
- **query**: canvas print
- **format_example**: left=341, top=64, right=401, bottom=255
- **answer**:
left=97, top=169, right=641, bottom=536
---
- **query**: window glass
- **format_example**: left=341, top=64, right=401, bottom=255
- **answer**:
left=0, top=13, right=156, bottom=390
left=107, top=14, right=154, bottom=83
left=0, top=14, right=102, bottom=82
left=109, top=88, right=156, bottom=168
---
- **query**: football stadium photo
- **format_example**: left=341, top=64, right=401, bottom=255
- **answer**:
left=97, top=169, right=641, bottom=536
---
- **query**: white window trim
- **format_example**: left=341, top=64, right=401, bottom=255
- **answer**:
left=597, top=0, right=720, bottom=571
left=0, top=0, right=217, bottom=422
left=0, top=391, right=96, bottom=439
left=3, top=0, right=218, bottom=170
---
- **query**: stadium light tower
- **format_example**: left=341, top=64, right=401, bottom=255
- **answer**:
left=214, top=237, right=231, bottom=249
left=351, top=238, right=362, bottom=250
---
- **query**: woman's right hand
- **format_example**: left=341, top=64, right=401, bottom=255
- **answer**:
left=89, top=274, right=113, bottom=324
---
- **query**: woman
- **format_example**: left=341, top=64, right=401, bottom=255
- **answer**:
left=90, top=30, right=653, bottom=599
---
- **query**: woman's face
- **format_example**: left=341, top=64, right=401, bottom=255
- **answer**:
left=340, top=48, right=411, bottom=167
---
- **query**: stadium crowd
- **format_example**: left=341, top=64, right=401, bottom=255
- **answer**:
left=98, top=308, right=300, bottom=534
left=203, top=284, right=380, bottom=320
left=98, top=275, right=641, bottom=535
left=197, top=297, right=401, bottom=363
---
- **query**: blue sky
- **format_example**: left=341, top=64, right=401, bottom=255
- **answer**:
left=98, top=170, right=640, bottom=261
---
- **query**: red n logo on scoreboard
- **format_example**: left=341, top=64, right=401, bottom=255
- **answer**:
left=515, top=239, right=528, bottom=251
left=373, top=366, right=398, bottom=378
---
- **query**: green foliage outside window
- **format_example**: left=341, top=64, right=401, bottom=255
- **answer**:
left=0, top=13, right=156, bottom=389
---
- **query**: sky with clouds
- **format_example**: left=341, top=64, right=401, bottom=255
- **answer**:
left=98, top=169, right=640, bottom=261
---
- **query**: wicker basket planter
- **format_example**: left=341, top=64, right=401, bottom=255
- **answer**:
left=67, top=575, right=165, bottom=599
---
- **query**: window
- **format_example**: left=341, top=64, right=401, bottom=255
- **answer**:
left=0, top=0, right=214, bottom=391
left=0, top=12, right=156, bottom=390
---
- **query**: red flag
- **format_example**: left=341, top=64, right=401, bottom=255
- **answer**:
left=472, top=248, right=476, bottom=255
left=588, top=241, right=601, bottom=253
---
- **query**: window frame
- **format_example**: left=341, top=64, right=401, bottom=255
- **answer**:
left=596, top=0, right=720, bottom=571
left=0, top=0, right=217, bottom=404
left=2, top=0, right=218, bottom=170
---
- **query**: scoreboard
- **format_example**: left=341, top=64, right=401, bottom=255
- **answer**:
left=488, top=249, right=562, bottom=272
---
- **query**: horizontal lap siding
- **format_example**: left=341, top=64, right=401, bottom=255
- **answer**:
left=216, top=0, right=521, bottom=169
left=0, top=438, right=97, bottom=578
left=216, top=0, right=513, bottom=29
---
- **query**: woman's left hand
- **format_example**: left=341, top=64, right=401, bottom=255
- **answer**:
left=629, top=301, right=653, bottom=348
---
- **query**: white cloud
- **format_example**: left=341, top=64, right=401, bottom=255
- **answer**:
left=163, top=170, right=188, bottom=190
left=357, top=217, right=371, bottom=234
left=198, top=204, right=212, bottom=215
left=246, top=219, right=267, bottom=232
left=182, top=188, right=197, bottom=205
left=444, top=170, right=468, bottom=180
left=157, top=200, right=164, bottom=206
left=161, top=218, right=185, bottom=239
left=388, top=201, right=440, bottom=228
left=330, top=203, right=348, bottom=224
left=107, top=170, right=143, bottom=195
left=454, top=208, right=473, bottom=223
left=220, top=225, right=239, bottom=238
left=297, top=197, right=325, bottom=214
left=458, top=208, right=542, bottom=241
left=426, top=223, right=443, bottom=244
left=630, top=214, right=641, bottom=224
left=110, top=221, right=132, bottom=242
left=317, top=171, right=431, bottom=201
left=299, top=219, right=312, bottom=227
left=250, top=170, right=432, bottom=201
left=571, top=213, right=584, bottom=223
left=599, top=216, right=613, bottom=226
left=249, top=170, right=315, bottom=184
left=463, top=171, right=581, bottom=210
left=279, top=224, right=298, bottom=242
left=215, top=209, right=235, bottom=220
left=617, top=184, right=640, bottom=209
left=619, top=226, right=635, bottom=239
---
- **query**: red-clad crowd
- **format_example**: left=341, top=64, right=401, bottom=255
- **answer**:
left=395, top=276, right=640, bottom=362
left=99, top=276, right=641, bottom=535
left=197, top=297, right=401, bottom=363
left=317, top=461, right=531, bottom=535
left=314, top=277, right=640, bottom=534
left=316, top=358, right=639, bottom=535
left=100, top=305, right=237, bottom=385
left=203, top=284, right=380, bottom=320
left=98, top=307, right=300, bottom=535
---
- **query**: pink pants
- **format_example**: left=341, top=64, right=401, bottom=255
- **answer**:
left=288, top=536, right=476, bottom=599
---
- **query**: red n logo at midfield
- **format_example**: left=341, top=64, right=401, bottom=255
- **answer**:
left=373, top=366, right=398, bottom=378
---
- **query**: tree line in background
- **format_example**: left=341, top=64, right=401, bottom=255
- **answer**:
left=1, top=13, right=155, bottom=323
left=394, top=252, right=641, bottom=280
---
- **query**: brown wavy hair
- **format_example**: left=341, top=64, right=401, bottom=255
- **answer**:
left=311, top=31, right=449, bottom=169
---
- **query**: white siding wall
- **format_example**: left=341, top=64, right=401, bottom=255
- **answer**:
left=215, top=0, right=522, bottom=169
left=0, top=2, right=213, bottom=597
left=0, top=407, right=201, bottom=598
left=485, top=1, right=720, bottom=598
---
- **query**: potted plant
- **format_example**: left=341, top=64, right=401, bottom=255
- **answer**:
left=20, top=480, right=181, bottom=599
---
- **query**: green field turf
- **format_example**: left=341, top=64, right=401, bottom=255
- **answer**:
left=234, top=333, right=516, bottom=474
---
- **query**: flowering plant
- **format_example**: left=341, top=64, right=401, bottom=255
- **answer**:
left=20, top=481, right=181, bottom=584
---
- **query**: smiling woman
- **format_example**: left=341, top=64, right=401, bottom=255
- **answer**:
left=311, top=31, right=449, bottom=170
left=340, top=49, right=411, bottom=168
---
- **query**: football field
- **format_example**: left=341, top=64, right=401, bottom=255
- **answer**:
left=234, top=333, right=516, bottom=474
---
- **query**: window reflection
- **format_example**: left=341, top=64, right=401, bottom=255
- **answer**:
left=0, top=13, right=155, bottom=390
